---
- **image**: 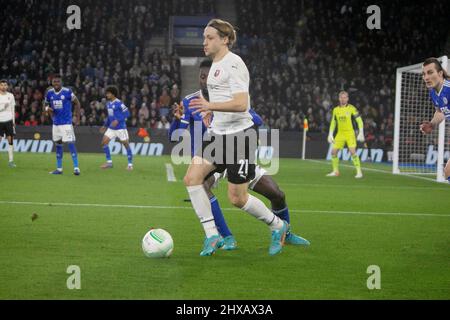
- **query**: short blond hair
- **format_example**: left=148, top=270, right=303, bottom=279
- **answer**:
left=207, top=18, right=237, bottom=48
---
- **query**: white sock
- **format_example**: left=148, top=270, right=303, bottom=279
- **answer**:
left=186, top=185, right=218, bottom=238
left=241, top=194, right=284, bottom=231
left=8, top=144, right=13, bottom=162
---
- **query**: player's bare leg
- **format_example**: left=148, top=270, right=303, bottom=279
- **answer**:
left=184, top=157, right=222, bottom=256
left=228, top=182, right=288, bottom=255
left=327, top=147, right=340, bottom=176
left=122, top=140, right=133, bottom=170
left=100, top=135, right=113, bottom=169
left=349, top=147, right=363, bottom=178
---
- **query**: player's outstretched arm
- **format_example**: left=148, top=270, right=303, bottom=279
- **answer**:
left=327, top=108, right=336, bottom=144
left=355, top=116, right=365, bottom=142
left=189, top=92, right=248, bottom=113
left=420, top=109, right=445, bottom=134
left=73, top=96, right=81, bottom=125
left=43, top=103, right=53, bottom=118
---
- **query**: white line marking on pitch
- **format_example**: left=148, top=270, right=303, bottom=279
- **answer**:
left=0, top=200, right=449, bottom=218
left=306, top=159, right=445, bottom=183
left=280, top=182, right=450, bottom=191
left=165, top=163, right=176, bottom=182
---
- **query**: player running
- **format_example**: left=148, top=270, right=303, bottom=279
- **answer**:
left=0, top=79, right=16, bottom=167
left=184, top=19, right=290, bottom=256
left=44, top=75, right=81, bottom=175
left=419, top=57, right=450, bottom=182
left=326, top=91, right=365, bottom=178
left=170, top=60, right=309, bottom=251
left=100, top=86, right=133, bottom=170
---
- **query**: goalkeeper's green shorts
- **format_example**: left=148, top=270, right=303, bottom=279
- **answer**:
left=333, top=132, right=357, bottom=149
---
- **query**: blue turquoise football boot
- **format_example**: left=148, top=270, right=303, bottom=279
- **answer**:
left=269, top=220, right=288, bottom=256
left=221, top=235, right=237, bottom=250
left=200, top=235, right=224, bottom=256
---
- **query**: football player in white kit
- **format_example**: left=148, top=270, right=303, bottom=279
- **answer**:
left=0, top=79, right=16, bottom=167
left=184, top=19, right=291, bottom=256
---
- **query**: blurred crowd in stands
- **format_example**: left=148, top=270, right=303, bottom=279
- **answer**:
left=1, top=0, right=448, bottom=151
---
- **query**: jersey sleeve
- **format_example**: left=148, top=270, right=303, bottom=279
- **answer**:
left=350, top=105, right=363, bottom=130
left=181, top=99, right=192, bottom=125
left=329, top=107, right=337, bottom=134
left=249, top=108, right=263, bottom=127
left=44, top=91, right=50, bottom=106
left=351, top=105, right=360, bottom=118
left=120, top=103, right=130, bottom=118
left=168, top=112, right=190, bottom=141
left=10, top=93, right=16, bottom=123
left=70, top=89, right=77, bottom=102
left=228, top=59, right=249, bottom=94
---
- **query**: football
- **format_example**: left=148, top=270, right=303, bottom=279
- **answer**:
left=142, top=228, right=174, bottom=258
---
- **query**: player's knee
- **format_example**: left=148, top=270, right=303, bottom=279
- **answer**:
left=183, top=173, right=200, bottom=186
left=228, top=192, right=247, bottom=208
left=331, top=149, right=338, bottom=156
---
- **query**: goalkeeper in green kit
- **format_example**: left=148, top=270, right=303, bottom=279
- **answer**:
left=326, top=91, right=365, bottom=178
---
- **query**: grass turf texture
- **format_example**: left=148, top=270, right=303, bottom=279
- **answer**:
left=0, top=152, right=449, bottom=299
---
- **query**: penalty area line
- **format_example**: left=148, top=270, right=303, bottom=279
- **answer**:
left=306, top=159, right=442, bottom=183
left=165, top=163, right=177, bottom=182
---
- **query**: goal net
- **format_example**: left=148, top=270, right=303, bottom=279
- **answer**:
left=393, top=55, right=449, bottom=182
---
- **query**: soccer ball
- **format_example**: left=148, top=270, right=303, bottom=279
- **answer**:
left=142, top=228, right=174, bottom=258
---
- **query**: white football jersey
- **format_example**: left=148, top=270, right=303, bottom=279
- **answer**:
left=0, top=92, right=15, bottom=122
left=207, top=52, right=253, bottom=134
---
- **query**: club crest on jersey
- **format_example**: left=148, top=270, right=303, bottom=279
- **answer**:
left=443, top=97, right=448, bottom=105
left=61, top=95, right=65, bottom=100
left=214, top=69, right=220, bottom=77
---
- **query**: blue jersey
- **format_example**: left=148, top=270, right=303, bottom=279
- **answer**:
left=168, top=90, right=263, bottom=157
left=429, top=79, right=450, bottom=120
left=45, top=87, right=75, bottom=125
left=104, top=99, right=129, bottom=130
left=169, top=91, right=205, bottom=157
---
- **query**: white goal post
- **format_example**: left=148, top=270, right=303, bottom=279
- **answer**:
left=393, top=55, right=449, bottom=182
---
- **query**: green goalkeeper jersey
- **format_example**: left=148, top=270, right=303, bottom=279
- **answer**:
left=329, top=104, right=363, bottom=134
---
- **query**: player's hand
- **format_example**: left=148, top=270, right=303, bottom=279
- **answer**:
left=201, top=111, right=212, bottom=127
left=111, top=120, right=119, bottom=128
left=99, top=126, right=106, bottom=134
left=420, top=121, right=433, bottom=134
left=327, top=134, right=335, bottom=144
left=189, top=96, right=211, bottom=114
left=357, top=131, right=365, bottom=142
left=172, top=102, right=183, bottom=120
left=45, top=107, right=53, bottom=118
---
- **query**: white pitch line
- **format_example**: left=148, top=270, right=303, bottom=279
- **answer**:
left=306, top=159, right=442, bottom=183
left=0, top=200, right=449, bottom=218
left=280, top=182, right=450, bottom=191
left=165, top=163, right=177, bottom=182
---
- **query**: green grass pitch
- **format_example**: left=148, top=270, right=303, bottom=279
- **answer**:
left=0, top=152, right=449, bottom=299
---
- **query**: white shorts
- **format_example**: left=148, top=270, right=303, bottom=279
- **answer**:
left=52, top=124, right=76, bottom=142
left=105, top=128, right=129, bottom=142
left=212, top=165, right=267, bottom=190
